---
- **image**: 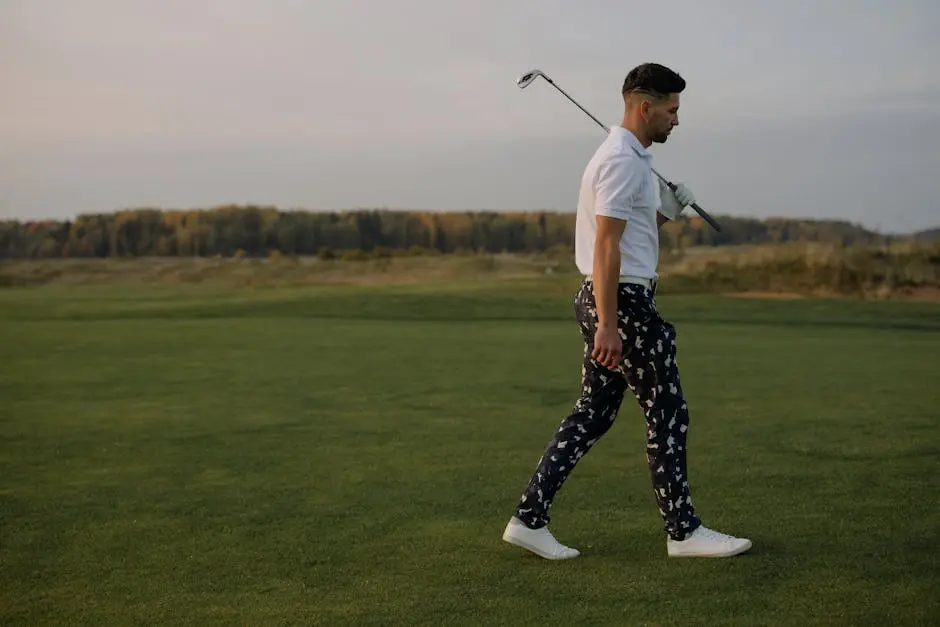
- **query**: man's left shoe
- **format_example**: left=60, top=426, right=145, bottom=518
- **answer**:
left=502, top=517, right=580, bottom=560
left=666, top=525, right=752, bottom=558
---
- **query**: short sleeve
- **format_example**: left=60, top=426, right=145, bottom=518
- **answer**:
left=595, top=153, right=644, bottom=221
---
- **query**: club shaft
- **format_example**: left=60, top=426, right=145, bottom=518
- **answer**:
left=545, top=78, right=610, bottom=133
left=538, top=75, right=722, bottom=232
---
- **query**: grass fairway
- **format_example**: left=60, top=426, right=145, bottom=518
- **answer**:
left=1, top=278, right=938, bottom=626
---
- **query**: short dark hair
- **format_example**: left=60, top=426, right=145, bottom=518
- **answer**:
left=622, top=63, right=686, bottom=98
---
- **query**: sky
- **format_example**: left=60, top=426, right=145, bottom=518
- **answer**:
left=2, top=0, right=939, bottom=233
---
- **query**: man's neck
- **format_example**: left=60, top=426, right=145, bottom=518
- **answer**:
left=620, top=118, right=652, bottom=148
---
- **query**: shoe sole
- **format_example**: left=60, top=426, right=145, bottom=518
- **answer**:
left=667, top=539, right=753, bottom=558
left=502, top=530, right=580, bottom=560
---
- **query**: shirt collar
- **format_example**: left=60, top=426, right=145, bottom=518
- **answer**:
left=610, top=125, right=651, bottom=159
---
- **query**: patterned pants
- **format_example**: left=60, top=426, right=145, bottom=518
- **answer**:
left=514, top=279, right=702, bottom=541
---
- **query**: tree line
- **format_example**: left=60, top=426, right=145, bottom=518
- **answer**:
left=0, top=205, right=896, bottom=259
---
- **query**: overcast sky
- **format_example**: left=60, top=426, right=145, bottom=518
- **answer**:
left=2, top=0, right=938, bottom=233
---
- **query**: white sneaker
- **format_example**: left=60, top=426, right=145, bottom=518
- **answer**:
left=666, top=525, right=752, bottom=558
left=502, top=517, right=580, bottom=560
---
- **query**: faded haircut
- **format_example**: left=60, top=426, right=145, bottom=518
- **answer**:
left=622, top=63, right=686, bottom=100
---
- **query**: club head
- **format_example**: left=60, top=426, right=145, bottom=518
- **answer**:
left=516, top=69, right=546, bottom=89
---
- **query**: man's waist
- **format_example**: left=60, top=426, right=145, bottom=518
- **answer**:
left=585, top=274, right=657, bottom=288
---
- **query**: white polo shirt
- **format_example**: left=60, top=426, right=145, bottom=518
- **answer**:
left=575, top=126, right=661, bottom=280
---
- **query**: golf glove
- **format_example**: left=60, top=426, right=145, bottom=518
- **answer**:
left=658, top=179, right=696, bottom=220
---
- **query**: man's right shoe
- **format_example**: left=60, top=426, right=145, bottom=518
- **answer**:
left=502, top=517, right=580, bottom=560
left=666, top=525, right=752, bottom=558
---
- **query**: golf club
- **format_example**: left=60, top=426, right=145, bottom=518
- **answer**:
left=516, top=69, right=722, bottom=232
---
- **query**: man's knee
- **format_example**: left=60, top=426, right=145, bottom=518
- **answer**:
left=574, top=368, right=626, bottom=430
left=577, top=372, right=627, bottom=410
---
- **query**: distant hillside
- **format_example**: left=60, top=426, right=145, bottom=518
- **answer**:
left=913, top=228, right=940, bottom=242
left=0, top=205, right=920, bottom=259
left=2, top=240, right=938, bottom=301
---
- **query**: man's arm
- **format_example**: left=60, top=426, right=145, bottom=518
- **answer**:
left=593, top=215, right=627, bottom=335
left=591, top=153, right=641, bottom=368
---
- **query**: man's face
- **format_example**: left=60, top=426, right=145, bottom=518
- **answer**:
left=647, top=93, right=680, bottom=144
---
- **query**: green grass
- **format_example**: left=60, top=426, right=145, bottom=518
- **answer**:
left=1, top=278, right=938, bottom=626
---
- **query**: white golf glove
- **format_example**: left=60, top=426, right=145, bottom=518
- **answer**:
left=658, top=179, right=696, bottom=220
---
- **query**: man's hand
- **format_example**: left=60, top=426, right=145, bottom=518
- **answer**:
left=592, top=324, right=622, bottom=369
left=672, top=182, right=695, bottom=207
left=658, top=180, right=696, bottom=220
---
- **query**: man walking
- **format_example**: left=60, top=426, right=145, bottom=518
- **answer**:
left=502, top=63, right=752, bottom=560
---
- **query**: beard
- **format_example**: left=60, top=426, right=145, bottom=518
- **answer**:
left=651, top=128, right=671, bottom=144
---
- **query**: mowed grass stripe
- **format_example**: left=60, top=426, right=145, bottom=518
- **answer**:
left=1, top=278, right=939, bottom=331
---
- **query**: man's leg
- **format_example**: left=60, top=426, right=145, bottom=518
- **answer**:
left=618, top=286, right=701, bottom=540
left=503, top=281, right=627, bottom=559
left=513, top=281, right=627, bottom=530
left=620, top=284, right=752, bottom=557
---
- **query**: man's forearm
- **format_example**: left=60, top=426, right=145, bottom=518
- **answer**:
left=657, top=212, right=669, bottom=229
left=592, top=237, right=620, bottom=331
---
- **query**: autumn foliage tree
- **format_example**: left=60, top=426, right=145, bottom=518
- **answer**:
left=0, top=205, right=897, bottom=259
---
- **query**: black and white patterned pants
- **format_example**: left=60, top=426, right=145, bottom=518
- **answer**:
left=514, top=279, right=702, bottom=541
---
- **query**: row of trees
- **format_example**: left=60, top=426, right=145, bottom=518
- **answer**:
left=0, top=205, right=894, bottom=259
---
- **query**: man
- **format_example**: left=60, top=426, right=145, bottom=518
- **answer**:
left=502, top=63, right=752, bottom=560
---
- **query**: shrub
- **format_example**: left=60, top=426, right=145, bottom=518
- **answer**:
left=341, top=250, right=369, bottom=261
